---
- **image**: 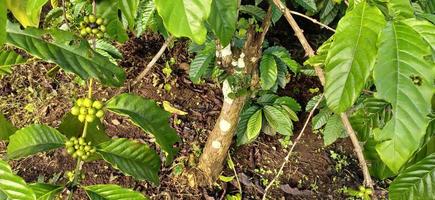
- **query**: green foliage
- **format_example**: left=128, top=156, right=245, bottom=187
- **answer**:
left=0, top=1, right=5, bottom=46
left=135, top=0, right=156, bottom=36
left=239, top=5, right=266, bottom=21
left=84, top=184, right=148, bottom=200
left=236, top=105, right=261, bottom=145
left=58, top=113, right=110, bottom=146
left=96, top=138, right=161, bottom=184
left=119, top=0, right=140, bottom=30
left=322, top=114, right=346, bottom=146
left=5, top=23, right=126, bottom=87
left=155, top=0, right=212, bottom=44
left=189, top=40, right=216, bottom=84
left=0, top=50, right=27, bottom=76
left=106, top=94, right=180, bottom=163
left=97, top=0, right=129, bottom=42
left=294, top=0, right=317, bottom=13
left=324, top=1, right=386, bottom=113
left=389, top=153, right=435, bottom=200
left=29, top=183, right=62, bottom=200
left=259, top=54, right=277, bottom=90
left=5, top=0, right=48, bottom=27
left=7, top=124, right=67, bottom=159
left=0, top=114, right=16, bottom=140
left=208, top=0, right=238, bottom=46
left=388, top=0, right=414, bottom=19
left=246, top=109, right=263, bottom=140
left=0, top=159, right=36, bottom=200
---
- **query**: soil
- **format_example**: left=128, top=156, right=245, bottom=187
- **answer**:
left=0, top=15, right=388, bottom=200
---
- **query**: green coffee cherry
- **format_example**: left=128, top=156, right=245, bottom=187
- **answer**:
left=83, top=98, right=93, bottom=108
left=99, top=25, right=106, bottom=32
left=92, top=101, right=103, bottom=109
left=89, top=15, right=96, bottom=23
left=83, top=16, right=89, bottom=23
left=80, top=107, right=88, bottom=115
left=76, top=150, right=84, bottom=157
left=76, top=99, right=84, bottom=107
left=95, top=110, right=104, bottom=118
left=96, top=18, right=103, bottom=25
left=88, top=108, right=96, bottom=115
left=81, top=155, right=88, bottom=160
left=84, top=145, right=92, bottom=151
left=86, top=27, right=92, bottom=33
left=86, top=114, right=95, bottom=123
left=78, top=114, right=86, bottom=122
left=74, top=144, right=80, bottom=149
left=92, top=28, right=99, bottom=34
left=96, top=32, right=104, bottom=39
left=67, top=147, right=75, bottom=154
left=65, top=141, right=74, bottom=147
left=80, top=29, right=87, bottom=36
left=78, top=138, right=85, bottom=145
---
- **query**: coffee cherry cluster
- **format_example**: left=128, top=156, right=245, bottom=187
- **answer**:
left=65, top=137, right=96, bottom=160
left=80, top=14, right=107, bottom=38
left=71, top=98, right=104, bottom=123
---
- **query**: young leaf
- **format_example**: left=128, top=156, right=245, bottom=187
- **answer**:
left=312, top=109, right=333, bottom=130
left=363, top=135, right=395, bottom=180
left=389, top=153, right=435, bottom=200
left=219, top=175, right=235, bottom=182
left=6, top=23, right=126, bottom=87
left=135, top=0, right=156, bottom=37
left=57, top=113, right=110, bottom=145
left=294, top=0, right=317, bottom=13
left=260, top=54, right=278, bottom=90
left=274, top=96, right=301, bottom=112
left=246, top=109, right=262, bottom=141
left=155, top=0, right=212, bottom=44
left=5, top=0, right=48, bottom=27
left=119, top=0, right=139, bottom=30
left=239, top=5, right=266, bottom=21
left=264, top=46, right=300, bottom=73
left=97, top=0, right=129, bottom=42
left=373, top=21, right=434, bottom=173
left=96, top=40, right=123, bottom=59
left=106, top=94, right=180, bottom=163
left=189, top=41, right=216, bottom=84
left=323, top=114, right=346, bottom=146
left=0, top=159, right=36, bottom=200
left=208, top=0, right=238, bottom=46
left=84, top=184, right=148, bottom=200
left=0, top=50, right=27, bottom=76
left=236, top=105, right=261, bottom=146
left=0, top=113, right=17, bottom=140
left=0, top=1, right=6, bottom=46
left=96, top=138, right=161, bottom=184
left=7, top=124, right=67, bottom=159
left=29, top=183, right=62, bottom=200
left=263, top=105, right=293, bottom=136
left=324, top=1, right=386, bottom=113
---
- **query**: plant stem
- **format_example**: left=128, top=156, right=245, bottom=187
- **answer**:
left=289, top=10, right=335, bottom=32
left=228, top=153, right=242, bottom=196
left=262, top=94, right=324, bottom=200
left=270, top=0, right=375, bottom=197
left=62, top=0, right=70, bottom=28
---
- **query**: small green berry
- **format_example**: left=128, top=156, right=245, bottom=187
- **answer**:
left=74, top=144, right=80, bottom=149
left=92, top=101, right=103, bottom=109
left=99, top=25, right=106, bottom=32
left=83, top=16, right=89, bottom=23
left=76, top=99, right=84, bottom=106
left=81, top=155, right=88, bottom=160
left=78, top=137, right=85, bottom=145
left=96, top=18, right=103, bottom=25
left=96, top=32, right=104, bottom=39
left=86, top=152, right=90, bottom=156
left=65, top=141, right=74, bottom=147
left=70, top=106, right=79, bottom=115
left=87, top=141, right=92, bottom=145
left=92, top=28, right=99, bottom=34
left=76, top=150, right=84, bottom=157
left=95, top=110, right=104, bottom=118
left=88, top=108, right=96, bottom=115
left=90, top=148, right=96, bottom=153
left=86, top=27, right=92, bottom=33
left=79, top=145, right=84, bottom=150
left=80, top=107, right=87, bottom=115
left=84, top=145, right=92, bottom=152
left=80, top=29, right=87, bottom=36
left=89, top=15, right=96, bottom=23
left=72, top=152, right=78, bottom=158
left=78, top=114, right=86, bottom=122
left=83, top=98, right=93, bottom=108
left=67, top=147, right=75, bottom=154
left=86, top=114, right=95, bottom=122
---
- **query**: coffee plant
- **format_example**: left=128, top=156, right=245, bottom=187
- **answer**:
left=0, top=0, right=434, bottom=199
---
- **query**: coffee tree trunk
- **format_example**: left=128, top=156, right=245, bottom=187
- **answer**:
left=196, top=7, right=273, bottom=186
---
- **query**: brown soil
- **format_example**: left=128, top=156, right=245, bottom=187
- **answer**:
left=0, top=28, right=386, bottom=199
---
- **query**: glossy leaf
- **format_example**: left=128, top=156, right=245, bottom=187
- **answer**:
left=0, top=1, right=5, bottom=46
left=0, top=113, right=16, bottom=140
left=189, top=41, right=216, bottom=84
left=57, top=113, right=110, bottom=145
left=324, top=2, right=385, bottom=113
left=402, top=18, right=435, bottom=51
left=6, top=23, right=126, bottom=87
left=388, top=0, right=414, bottom=19
left=208, top=0, right=238, bottom=46
left=106, top=94, right=180, bottom=163
left=97, top=0, right=129, bottom=42
left=96, top=40, right=123, bottom=59
left=0, top=50, right=27, bottom=76
left=263, top=105, right=293, bottom=136
left=119, top=0, right=139, bottom=29
left=323, top=114, right=345, bottom=146
left=84, top=184, right=148, bottom=200
left=6, top=0, right=48, bottom=27
left=0, top=159, right=36, bottom=200
left=29, top=183, right=62, bottom=200
left=260, top=54, right=278, bottom=90
left=236, top=105, right=261, bottom=145
left=155, top=0, right=212, bottom=44
left=7, top=124, right=67, bottom=159
left=246, top=109, right=262, bottom=141
left=96, top=138, right=161, bottom=184
left=295, top=0, right=317, bottom=13
left=374, top=21, right=434, bottom=173
left=136, top=0, right=156, bottom=36
left=389, top=153, right=435, bottom=200
left=239, top=5, right=265, bottom=21
left=264, top=46, right=300, bottom=73
left=274, top=96, right=301, bottom=112
left=312, top=109, right=333, bottom=130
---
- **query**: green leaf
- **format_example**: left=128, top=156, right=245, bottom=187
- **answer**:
left=0, top=159, right=36, bottom=200
left=374, top=21, right=434, bottom=173
left=323, top=114, right=345, bottom=146
left=0, top=113, right=17, bottom=140
left=57, top=113, right=110, bottom=146
left=236, top=105, right=261, bottom=145
left=97, top=0, right=129, bottom=43
left=219, top=175, right=235, bottom=182
left=280, top=105, right=299, bottom=121
left=0, top=50, right=27, bottom=76
left=294, top=0, right=317, bottom=13
left=324, top=2, right=386, bottom=113
left=6, top=23, right=125, bottom=87
left=6, top=0, right=48, bottom=27
left=246, top=109, right=262, bottom=141
left=106, top=94, right=180, bottom=163
left=0, top=1, right=6, bottom=46
left=84, top=184, right=148, bottom=200
left=208, top=0, right=238, bottom=46
left=271, top=3, right=283, bottom=24
left=274, top=96, right=301, bottom=112
left=260, top=54, right=278, bottom=90
left=96, top=138, right=161, bottom=184
left=96, top=40, right=123, bottom=59
left=319, top=0, right=339, bottom=25
left=7, top=124, right=67, bottom=159
left=389, top=153, right=435, bottom=200
left=119, top=0, right=139, bottom=30
left=155, top=0, right=212, bottom=44
left=304, top=36, right=333, bottom=67
left=364, top=135, right=395, bottom=180
left=388, top=0, right=414, bottom=19
left=264, top=46, right=300, bottom=73
left=312, top=109, right=333, bottom=130
left=239, top=5, right=266, bottom=21
left=402, top=18, right=435, bottom=52
left=263, top=105, right=293, bottom=136
left=189, top=41, right=216, bottom=84
left=135, top=0, right=156, bottom=37
left=29, top=183, right=62, bottom=200
left=43, top=7, right=63, bottom=28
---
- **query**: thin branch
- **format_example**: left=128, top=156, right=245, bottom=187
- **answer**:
left=270, top=0, right=375, bottom=196
left=62, top=0, right=70, bottom=28
left=262, top=94, right=324, bottom=200
left=228, top=153, right=242, bottom=196
left=289, top=11, right=335, bottom=32
left=130, top=35, right=174, bottom=87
